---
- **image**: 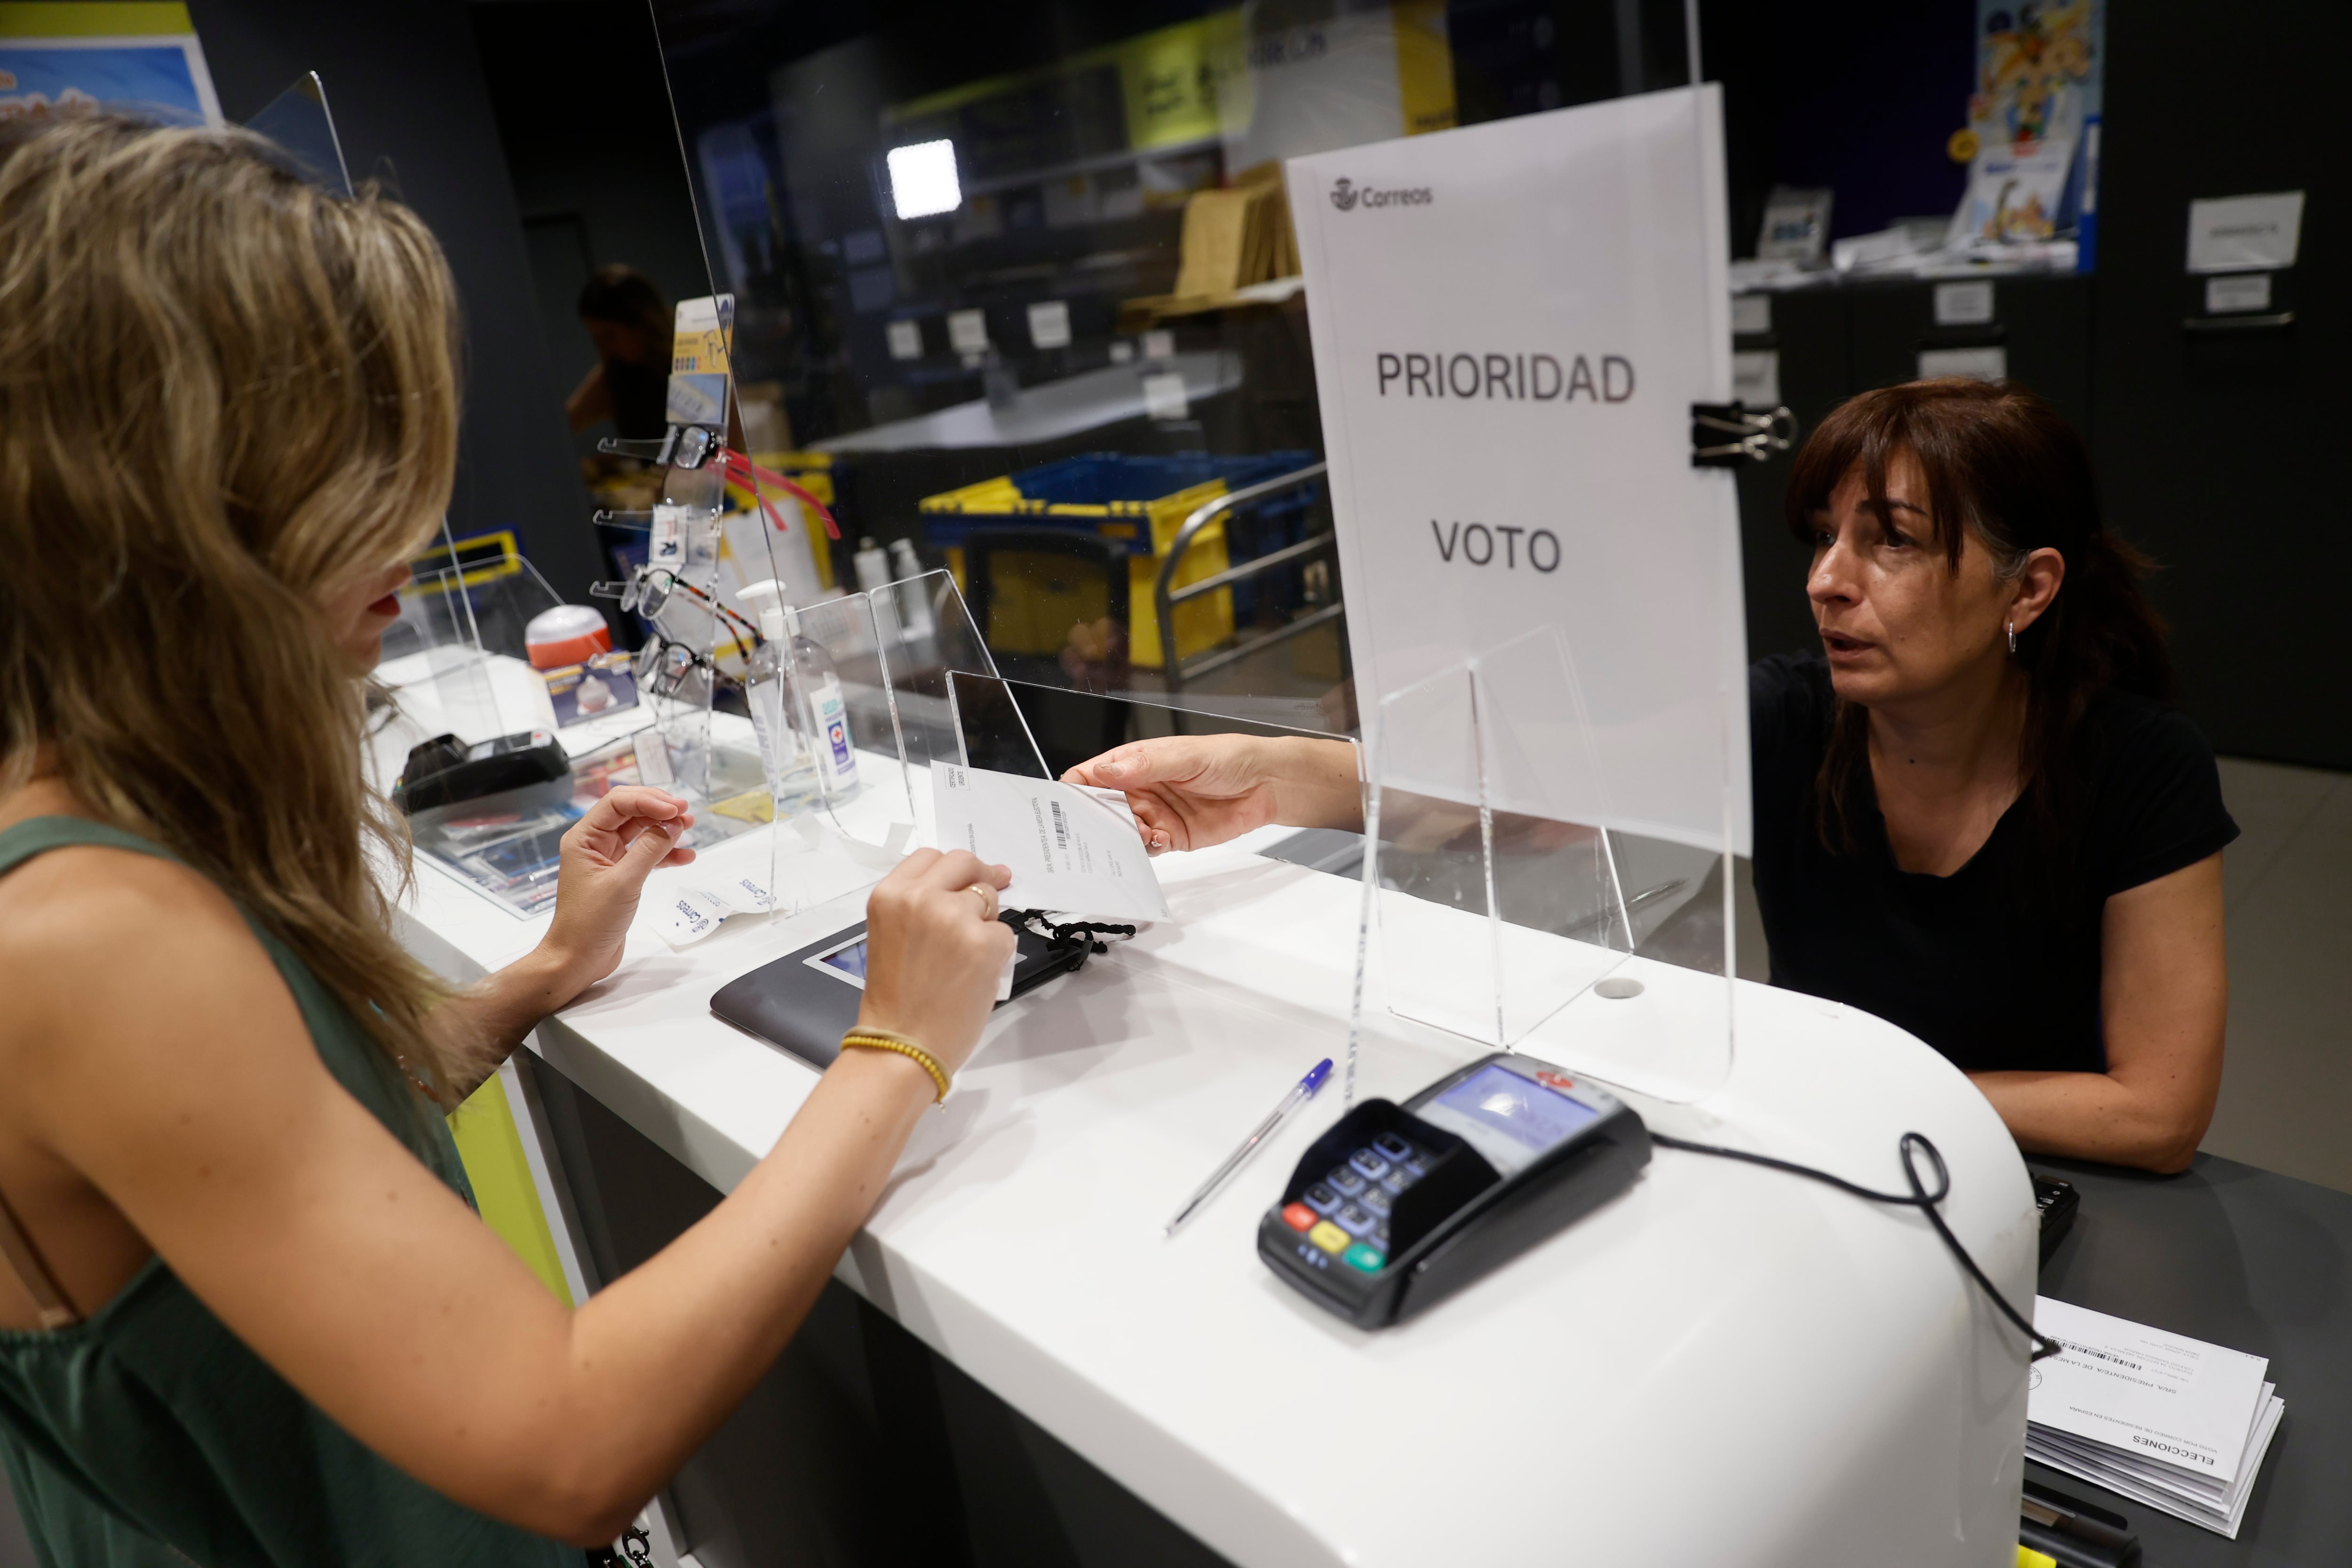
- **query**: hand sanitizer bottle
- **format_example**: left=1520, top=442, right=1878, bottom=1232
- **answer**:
left=737, top=579, right=818, bottom=812
left=888, top=538, right=936, bottom=639
left=741, top=578, right=859, bottom=801
left=853, top=536, right=891, bottom=596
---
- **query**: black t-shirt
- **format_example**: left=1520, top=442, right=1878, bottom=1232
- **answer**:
left=1749, top=653, right=2238, bottom=1075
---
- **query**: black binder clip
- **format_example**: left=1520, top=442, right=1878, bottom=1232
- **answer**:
left=1691, top=401, right=1798, bottom=468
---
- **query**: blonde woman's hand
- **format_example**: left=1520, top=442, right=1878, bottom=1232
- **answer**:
left=541, top=787, right=696, bottom=987
left=854, top=849, right=1016, bottom=1078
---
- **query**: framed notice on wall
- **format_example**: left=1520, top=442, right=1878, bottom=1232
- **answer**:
left=1288, top=86, right=1748, bottom=854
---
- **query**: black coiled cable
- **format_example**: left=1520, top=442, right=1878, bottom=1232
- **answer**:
left=1650, top=1129, right=2063, bottom=1361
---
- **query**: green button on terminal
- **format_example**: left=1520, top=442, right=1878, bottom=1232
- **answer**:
left=1342, top=1243, right=1386, bottom=1274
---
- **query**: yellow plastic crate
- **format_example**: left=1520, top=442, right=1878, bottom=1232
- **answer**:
left=920, top=452, right=1312, bottom=669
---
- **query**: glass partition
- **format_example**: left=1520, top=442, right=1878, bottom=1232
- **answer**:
left=378, top=542, right=569, bottom=744
left=1350, top=627, right=1736, bottom=1107
left=245, top=71, right=350, bottom=195
left=627, top=5, right=1740, bottom=1096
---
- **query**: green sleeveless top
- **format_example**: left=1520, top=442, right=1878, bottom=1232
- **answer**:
left=0, top=819, right=579, bottom=1568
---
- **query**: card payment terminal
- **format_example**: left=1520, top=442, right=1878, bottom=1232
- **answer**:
left=1259, top=1052, right=1649, bottom=1327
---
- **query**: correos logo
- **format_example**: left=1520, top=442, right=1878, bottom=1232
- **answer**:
left=1329, top=176, right=1431, bottom=212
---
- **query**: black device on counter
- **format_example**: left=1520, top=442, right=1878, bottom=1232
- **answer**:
left=392, top=731, right=570, bottom=814
left=709, top=912, right=1087, bottom=1072
left=2021, top=1479, right=2140, bottom=1568
left=1259, top=1052, right=1650, bottom=1328
left=2032, top=1172, right=2080, bottom=1264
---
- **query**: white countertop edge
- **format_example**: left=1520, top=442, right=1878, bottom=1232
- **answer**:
left=398, top=817, right=2034, bottom=1567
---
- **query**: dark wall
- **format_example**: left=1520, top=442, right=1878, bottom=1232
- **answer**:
left=2087, top=2, right=2352, bottom=768
left=471, top=0, right=711, bottom=475
left=187, top=0, right=602, bottom=604
left=1702, top=0, right=1973, bottom=255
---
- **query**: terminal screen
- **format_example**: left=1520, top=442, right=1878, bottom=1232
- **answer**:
left=814, top=939, right=869, bottom=982
left=1422, top=1065, right=1597, bottom=1172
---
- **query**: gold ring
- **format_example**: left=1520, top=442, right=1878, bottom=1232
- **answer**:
left=964, top=883, right=997, bottom=917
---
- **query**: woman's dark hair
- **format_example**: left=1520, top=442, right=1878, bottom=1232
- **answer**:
left=575, top=263, right=669, bottom=340
left=1784, top=379, right=2172, bottom=877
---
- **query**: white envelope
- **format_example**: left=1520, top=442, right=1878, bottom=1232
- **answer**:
left=931, top=764, right=1168, bottom=923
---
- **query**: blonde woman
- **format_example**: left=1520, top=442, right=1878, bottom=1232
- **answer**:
left=0, top=119, right=1015, bottom=1563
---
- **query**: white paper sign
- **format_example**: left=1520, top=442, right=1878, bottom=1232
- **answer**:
left=1918, top=345, right=2007, bottom=382
left=1289, top=87, right=1749, bottom=853
left=1934, top=280, right=1996, bottom=325
left=886, top=319, right=923, bottom=360
left=932, top=764, right=1169, bottom=922
left=2187, top=191, right=2304, bottom=273
left=946, top=308, right=989, bottom=353
left=2204, top=272, right=2273, bottom=315
left=1140, top=371, right=1190, bottom=422
left=1026, top=299, right=1073, bottom=349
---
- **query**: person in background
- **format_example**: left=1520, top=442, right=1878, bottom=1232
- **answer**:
left=0, top=117, right=1014, bottom=1565
left=1065, top=380, right=2234, bottom=1176
left=566, top=263, right=672, bottom=441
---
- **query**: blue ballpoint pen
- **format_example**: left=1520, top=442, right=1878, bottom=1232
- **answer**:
left=1164, top=1058, right=1334, bottom=1236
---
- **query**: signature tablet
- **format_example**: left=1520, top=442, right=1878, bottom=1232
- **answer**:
left=709, top=913, right=1084, bottom=1072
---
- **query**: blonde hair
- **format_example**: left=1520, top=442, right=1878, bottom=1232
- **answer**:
left=0, top=117, right=474, bottom=1100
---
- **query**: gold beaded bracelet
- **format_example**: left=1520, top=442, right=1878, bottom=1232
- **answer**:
left=838, top=1027, right=951, bottom=1105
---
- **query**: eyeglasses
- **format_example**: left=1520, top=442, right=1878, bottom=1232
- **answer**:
left=595, top=566, right=688, bottom=619
left=594, top=427, right=840, bottom=540
left=633, top=634, right=721, bottom=700
left=591, top=567, right=762, bottom=648
left=599, top=424, right=721, bottom=472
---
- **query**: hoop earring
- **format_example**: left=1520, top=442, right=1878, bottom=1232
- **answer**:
left=2007, top=621, right=2018, bottom=654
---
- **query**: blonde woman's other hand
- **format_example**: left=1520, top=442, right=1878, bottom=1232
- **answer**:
left=541, top=786, right=696, bottom=987
left=1063, top=735, right=1362, bottom=854
left=855, top=849, right=1017, bottom=1078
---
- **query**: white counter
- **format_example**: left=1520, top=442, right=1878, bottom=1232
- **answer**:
left=390, top=735, right=2034, bottom=1568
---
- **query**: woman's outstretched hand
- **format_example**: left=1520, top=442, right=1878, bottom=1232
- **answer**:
left=1062, top=735, right=1362, bottom=855
left=855, top=848, right=1016, bottom=1076
left=542, top=786, right=697, bottom=987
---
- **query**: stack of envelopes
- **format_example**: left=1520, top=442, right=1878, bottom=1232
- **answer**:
left=2027, top=1297, right=2284, bottom=1538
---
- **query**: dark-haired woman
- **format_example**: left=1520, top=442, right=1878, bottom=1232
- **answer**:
left=1061, top=379, right=2235, bottom=1174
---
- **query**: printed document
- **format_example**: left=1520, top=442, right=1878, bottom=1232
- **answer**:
left=932, top=764, right=1169, bottom=923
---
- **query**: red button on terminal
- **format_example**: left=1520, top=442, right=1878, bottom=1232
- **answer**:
left=1281, top=1202, right=1318, bottom=1232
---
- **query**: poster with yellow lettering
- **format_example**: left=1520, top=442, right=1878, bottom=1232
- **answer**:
left=0, top=2, right=222, bottom=127
left=665, top=292, right=734, bottom=430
